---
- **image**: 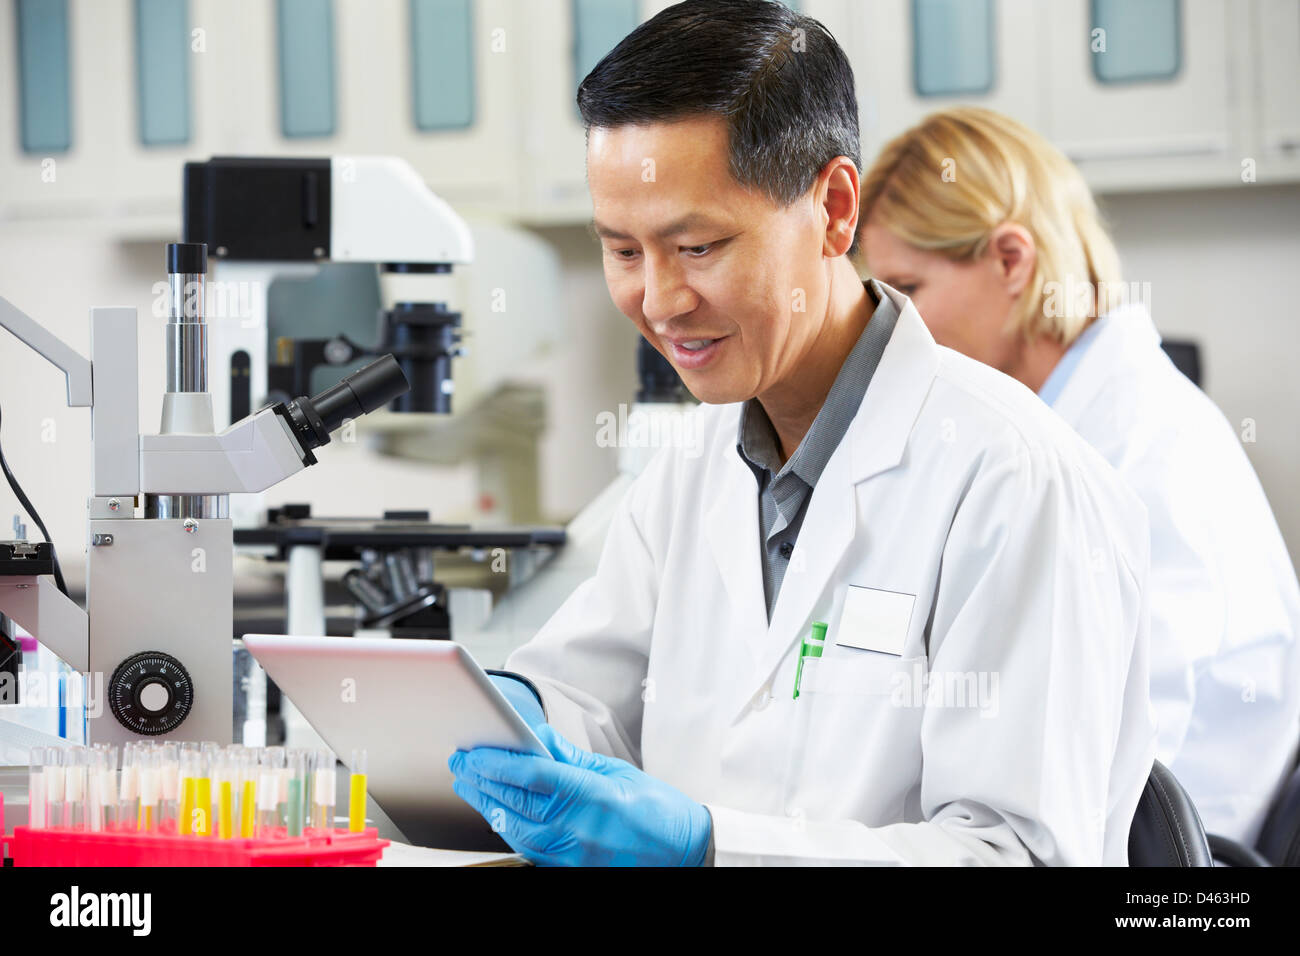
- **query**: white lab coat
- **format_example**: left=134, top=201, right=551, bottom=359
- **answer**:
left=1049, top=302, right=1300, bottom=844
left=507, top=284, right=1156, bottom=865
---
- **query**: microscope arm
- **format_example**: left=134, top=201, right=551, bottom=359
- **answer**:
left=0, top=298, right=92, bottom=670
left=0, top=576, right=88, bottom=672
left=0, top=297, right=92, bottom=407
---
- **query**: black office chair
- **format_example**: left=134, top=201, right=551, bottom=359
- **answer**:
left=1208, top=764, right=1300, bottom=867
left=1128, top=760, right=1214, bottom=866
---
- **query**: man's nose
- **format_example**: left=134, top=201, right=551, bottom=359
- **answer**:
left=641, top=254, right=696, bottom=326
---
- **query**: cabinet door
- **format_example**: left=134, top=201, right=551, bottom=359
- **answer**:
left=0, top=0, right=228, bottom=232
left=338, top=0, right=523, bottom=212
left=0, top=0, right=527, bottom=227
left=517, top=0, right=642, bottom=222
left=1043, top=0, right=1239, bottom=188
left=852, top=0, right=1045, bottom=158
left=213, top=0, right=524, bottom=213
left=1255, top=0, right=1300, bottom=174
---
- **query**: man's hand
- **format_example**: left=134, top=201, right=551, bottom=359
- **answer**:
left=448, top=724, right=712, bottom=866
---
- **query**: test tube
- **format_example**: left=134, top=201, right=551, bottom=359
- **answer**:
left=28, top=747, right=46, bottom=829
left=348, top=749, right=367, bottom=833
left=137, top=749, right=160, bottom=832
left=294, top=748, right=313, bottom=827
left=178, top=747, right=198, bottom=835
left=44, top=747, right=65, bottom=828
left=286, top=750, right=305, bottom=837
left=215, top=750, right=234, bottom=839
left=256, top=748, right=283, bottom=838
left=94, top=744, right=118, bottom=831
left=85, top=749, right=104, bottom=832
left=159, top=743, right=178, bottom=832
left=196, top=743, right=217, bottom=837
left=117, top=738, right=137, bottom=832
left=239, top=749, right=257, bottom=838
left=312, top=749, right=336, bottom=832
left=268, top=745, right=289, bottom=827
left=69, top=747, right=87, bottom=832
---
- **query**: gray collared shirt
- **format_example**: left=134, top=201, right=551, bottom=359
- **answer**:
left=735, top=280, right=899, bottom=622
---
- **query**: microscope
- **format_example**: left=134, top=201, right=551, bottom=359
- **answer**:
left=182, top=155, right=472, bottom=435
left=182, top=157, right=563, bottom=652
left=0, top=243, right=409, bottom=746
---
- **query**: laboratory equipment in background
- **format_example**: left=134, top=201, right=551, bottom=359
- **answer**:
left=182, top=154, right=564, bottom=528
left=183, top=156, right=471, bottom=431
left=0, top=242, right=409, bottom=747
left=237, top=505, right=563, bottom=642
left=176, top=157, right=569, bottom=751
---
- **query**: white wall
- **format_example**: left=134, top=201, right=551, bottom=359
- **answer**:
left=1099, top=183, right=1300, bottom=569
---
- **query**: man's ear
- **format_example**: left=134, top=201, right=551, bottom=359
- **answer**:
left=819, top=157, right=861, bottom=258
left=988, top=223, right=1037, bottom=297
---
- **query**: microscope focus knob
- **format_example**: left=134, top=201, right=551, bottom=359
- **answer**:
left=108, top=651, right=195, bottom=736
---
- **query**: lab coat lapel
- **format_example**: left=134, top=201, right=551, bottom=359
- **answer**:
left=759, top=440, right=855, bottom=670
left=741, top=288, right=942, bottom=699
left=705, top=438, right=770, bottom=657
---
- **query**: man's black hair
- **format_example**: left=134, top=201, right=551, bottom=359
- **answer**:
left=577, top=0, right=862, bottom=256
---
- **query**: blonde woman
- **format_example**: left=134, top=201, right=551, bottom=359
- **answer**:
left=857, top=106, right=1300, bottom=847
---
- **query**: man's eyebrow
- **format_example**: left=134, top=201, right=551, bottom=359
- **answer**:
left=590, top=214, right=728, bottom=242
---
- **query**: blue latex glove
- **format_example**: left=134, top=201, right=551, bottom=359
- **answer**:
left=488, top=674, right=547, bottom=730
left=448, top=723, right=712, bottom=866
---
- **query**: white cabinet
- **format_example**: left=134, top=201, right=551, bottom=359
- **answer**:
left=517, top=0, right=663, bottom=223
left=0, top=0, right=527, bottom=229
left=852, top=0, right=1046, bottom=158
left=1254, top=0, right=1300, bottom=179
left=515, top=0, right=595, bottom=223
left=846, top=0, right=1295, bottom=193
left=1, top=0, right=1297, bottom=232
left=0, top=0, right=232, bottom=233
left=197, top=0, right=526, bottom=214
left=1042, top=0, right=1239, bottom=190
left=331, top=0, right=524, bottom=212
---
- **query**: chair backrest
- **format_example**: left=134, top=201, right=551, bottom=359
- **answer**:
left=1127, top=760, right=1214, bottom=866
left=1256, top=765, right=1300, bottom=866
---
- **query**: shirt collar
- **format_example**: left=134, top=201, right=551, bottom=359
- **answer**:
left=1037, top=314, right=1109, bottom=408
left=736, top=280, right=899, bottom=485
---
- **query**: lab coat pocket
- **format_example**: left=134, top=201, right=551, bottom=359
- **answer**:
left=799, top=650, right=926, bottom=700
left=789, top=652, right=929, bottom=823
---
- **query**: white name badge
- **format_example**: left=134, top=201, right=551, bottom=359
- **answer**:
left=836, top=585, right=916, bottom=657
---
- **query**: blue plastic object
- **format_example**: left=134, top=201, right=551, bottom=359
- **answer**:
left=449, top=724, right=711, bottom=866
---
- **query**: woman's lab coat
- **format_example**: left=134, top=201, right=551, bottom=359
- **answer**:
left=506, top=284, right=1157, bottom=866
left=1048, top=302, right=1300, bottom=845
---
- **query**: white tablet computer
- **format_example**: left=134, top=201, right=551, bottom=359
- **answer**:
left=241, top=634, right=551, bottom=851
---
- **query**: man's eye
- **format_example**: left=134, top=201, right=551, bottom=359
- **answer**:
left=682, top=243, right=713, bottom=257
left=610, top=248, right=639, bottom=260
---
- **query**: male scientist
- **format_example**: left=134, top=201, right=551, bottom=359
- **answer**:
left=448, top=0, right=1157, bottom=866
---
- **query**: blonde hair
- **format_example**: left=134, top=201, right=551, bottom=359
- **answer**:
left=858, top=106, right=1123, bottom=345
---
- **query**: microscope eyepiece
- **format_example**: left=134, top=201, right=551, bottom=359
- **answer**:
left=280, top=354, right=410, bottom=453
left=313, top=353, right=410, bottom=431
left=167, top=242, right=208, bottom=275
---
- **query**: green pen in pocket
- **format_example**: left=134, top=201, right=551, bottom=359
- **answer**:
left=793, top=621, right=828, bottom=699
